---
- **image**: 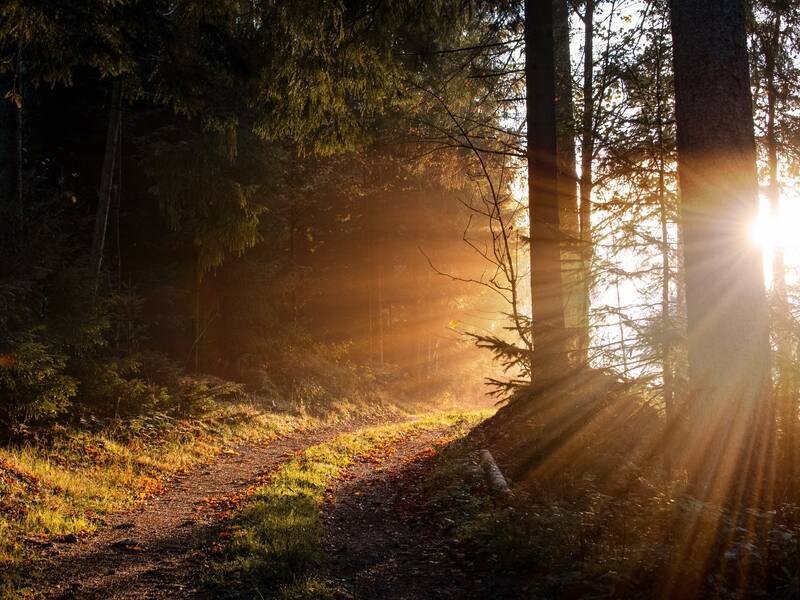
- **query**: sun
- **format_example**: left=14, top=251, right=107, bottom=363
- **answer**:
left=751, top=191, right=800, bottom=288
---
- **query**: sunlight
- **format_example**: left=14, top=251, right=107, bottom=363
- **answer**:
left=751, top=191, right=800, bottom=288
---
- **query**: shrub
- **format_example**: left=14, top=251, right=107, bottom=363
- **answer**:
left=0, top=341, right=77, bottom=434
left=72, top=356, right=171, bottom=418
left=176, top=376, right=246, bottom=417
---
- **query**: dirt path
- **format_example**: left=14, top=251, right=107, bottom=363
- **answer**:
left=322, top=426, right=524, bottom=600
left=36, top=425, right=349, bottom=599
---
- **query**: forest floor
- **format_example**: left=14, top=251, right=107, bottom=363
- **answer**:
left=320, top=422, right=524, bottom=600
left=19, top=401, right=800, bottom=600
left=23, top=410, right=524, bottom=600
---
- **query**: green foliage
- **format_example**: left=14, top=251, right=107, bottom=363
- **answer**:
left=0, top=0, right=140, bottom=85
left=144, top=125, right=268, bottom=274
left=257, top=341, right=380, bottom=412
left=0, top=341, right=77, bottom=433
left=0, top=0, right=496, bottom=439
left=250, top=1, right=401, bottom=154
left=72, top=356, right=170, bottom=417
left=176, top=376, right=246, bottom=417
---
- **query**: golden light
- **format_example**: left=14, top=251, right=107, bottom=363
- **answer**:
left=751, top=192, right=800, bottom=288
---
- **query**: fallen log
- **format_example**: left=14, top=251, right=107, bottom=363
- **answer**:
left=479, top=449, right=510, bottom=495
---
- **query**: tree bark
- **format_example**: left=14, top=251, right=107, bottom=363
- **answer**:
left=763, top=12, right=794, bottom=485
left=194, top=261, right=202, bottom=372
left=0, top=78, right=15, bottom=232
left=525, top=0, right=568, bottom=384
left=1, top=47, right=23, bottom=245
left=670, top=0, right=773, bottom=503
left=479, top=449, right=510, bottom=495
left=653, top=16, right=674, bottom=471
left=554, top=0, right=583, bottom=365
left=13, top=48, right=22, bottom=241
left=578, top=0, right=595, bottom=366
left=90, top=78, right=123, bottom=292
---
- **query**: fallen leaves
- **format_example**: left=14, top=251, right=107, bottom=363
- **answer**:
left=0, top=460, right=47, bottom=521
left=136, top=475, right=165, bottom=503
left=110, top=538, right=146, bottom=552
left=414, top=447, right=438, bottom=460
left=208, top=542, right=223, bottom=554
left=23, top=535, right=54, bottom=548
left=194, top=469, right=273, bottom=520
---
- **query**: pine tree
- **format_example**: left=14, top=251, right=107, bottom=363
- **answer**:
left=670, top=0, right=773, bottom=501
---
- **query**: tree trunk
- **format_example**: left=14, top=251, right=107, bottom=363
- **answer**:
left=554, top=0, right=583, bottom=366
left=378, top=263, right=385, bottom=365
left=13, top=48, right=23, bottom=241
left=194, top=260, right=202, bottom=372
left=0, top=78, right=15, bottom=233
left=578, top=0, right=595, bottom=366
left=670, top=0, right=773, bottom=503
left=1, top=47, right=23, bottom=245
left=479, top=450, right=510, bottom=495
left=614, top=266, right=628, bottom=377
left=653, top=17, right=674, bottom=471
left=764, top=12, right=794, bottom=486
left=525, top=0, right=568, bottom=384
left=90, top=78, right=123, bottom=292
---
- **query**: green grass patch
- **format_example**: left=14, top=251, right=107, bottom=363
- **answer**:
left=204, top=410, right=488, bottom=599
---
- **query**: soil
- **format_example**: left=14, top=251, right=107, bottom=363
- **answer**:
left=322, top=426, right=526, bottom=600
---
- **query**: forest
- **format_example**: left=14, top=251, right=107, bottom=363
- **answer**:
left=1, top=0, right=800, bottom=598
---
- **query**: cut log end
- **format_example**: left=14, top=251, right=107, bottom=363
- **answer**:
left=479, top=449, right=510, bottom=495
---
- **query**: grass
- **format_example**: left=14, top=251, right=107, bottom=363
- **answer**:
left=204, top=410, right=489, bottom=599
left=0, top=398, right=402, bottom=598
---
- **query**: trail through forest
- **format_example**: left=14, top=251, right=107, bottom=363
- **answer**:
left=34, top=416, right=518, bottom=599
left=36, top=423, right=356, bottom=599
left=323, top=427, right=523, bottom=600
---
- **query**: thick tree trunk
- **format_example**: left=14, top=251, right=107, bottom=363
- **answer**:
left=525, top=0, right=568, bottom=384
left=90, top=79, right=123, bottom=292
left=578, top=0, right=595, bottom=365
left=659, top=163, right=674, bottom=472
left=553, top=0, right=583, bottom=365
left=670, top=0, right=773, bottom=503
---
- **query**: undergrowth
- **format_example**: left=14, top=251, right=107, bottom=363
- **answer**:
left=424, top=427, right=800, bottom=599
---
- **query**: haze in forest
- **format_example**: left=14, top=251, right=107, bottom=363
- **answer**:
left=2, top=1, right=800, bottom=598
